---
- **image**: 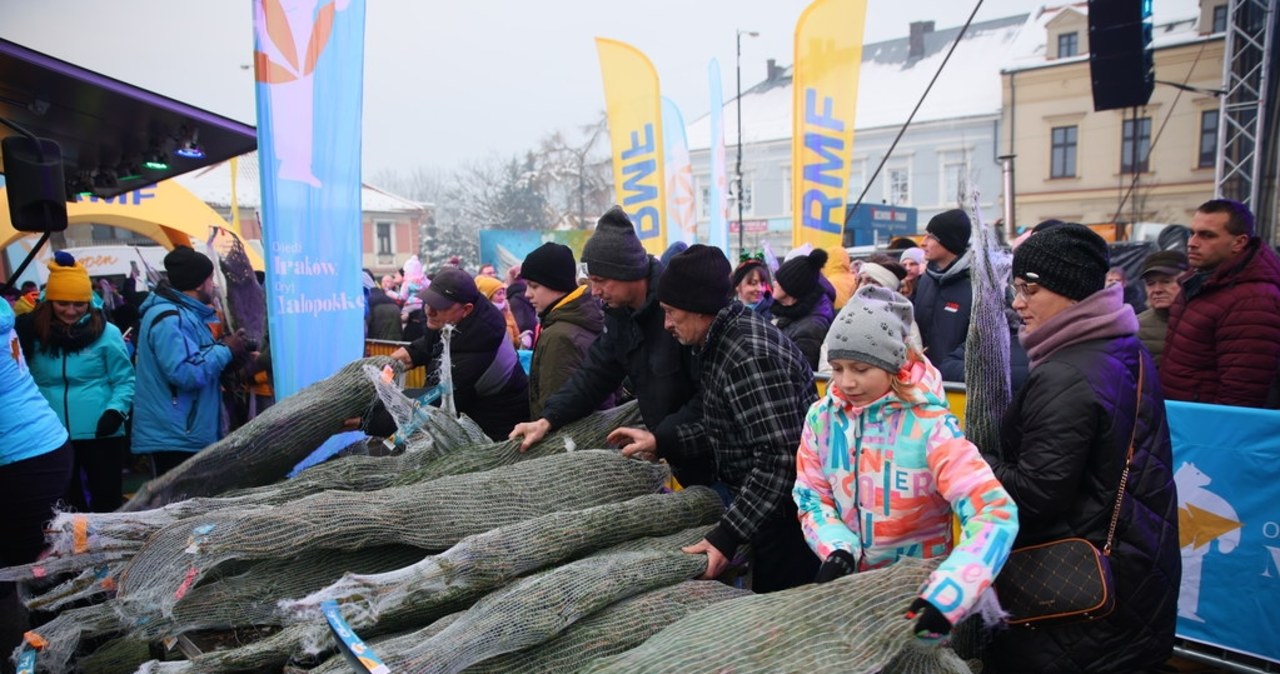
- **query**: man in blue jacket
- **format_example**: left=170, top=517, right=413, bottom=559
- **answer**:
left=913, top=209, right=973, bottom=380
left=132, top=246, right=247, bottom=476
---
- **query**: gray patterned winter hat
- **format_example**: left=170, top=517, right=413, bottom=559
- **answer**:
left=825, top=284, right=915, bottom=372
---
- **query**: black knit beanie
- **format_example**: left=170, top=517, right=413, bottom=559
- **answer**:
left=732, top=258, right=770, bottom=289
left=657, top=244, right=732, bottom=315
left=775, top=248, right=829, bottom=298
left=926, top=209, right=972, bottom=256
left=581, top=206, right=650, bottom=281
left=1012, top=222, right=1110, bottom=301
left=164, top=245, right=214, bottom=291
left=520, top=242, right=578, bottom=293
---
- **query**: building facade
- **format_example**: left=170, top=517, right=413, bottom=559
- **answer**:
left=1001, top=0, right=1227, bottom=230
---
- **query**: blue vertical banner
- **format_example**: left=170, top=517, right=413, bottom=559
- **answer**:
left=1166, top=401, right=1280, bottom=665
left=253, top=0, right=366, bottom=399
left=661, top=97, right=696, bottom=246
left=707, top=59, right=729, bottom=254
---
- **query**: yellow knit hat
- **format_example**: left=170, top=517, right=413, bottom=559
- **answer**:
left=474, top=274, right=504, bottom=300
left=45, top=251, right=93, bottom=303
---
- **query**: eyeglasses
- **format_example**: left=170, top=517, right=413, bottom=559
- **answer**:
left=1011, top=280, right=1040, bottom=300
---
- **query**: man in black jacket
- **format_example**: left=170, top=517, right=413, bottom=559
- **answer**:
left=390, top=267, right=529, bottom=440
left=510, top=206, right=713, bottom=486
left=913, top=209, right=973, bottom=379
left=611, top=244, right=819, bottom=592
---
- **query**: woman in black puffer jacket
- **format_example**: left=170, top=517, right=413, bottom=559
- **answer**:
left=981, top=224, right=1180, bottom=674
left=770, top=248, right=835, bottom=370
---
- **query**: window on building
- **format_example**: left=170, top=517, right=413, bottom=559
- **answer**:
left=1211, top=4, right=1228, bottom=33
left=1121, top=117, right=1152, bottom=174
left=1057, top=32, right=1079, bottom=58
left=940, top=151, right=970, bottom=204
left=738, top=173, right=754, bottom=216
left=1199, top=109, right=1219, bottom=168
left=376, top=221, right=393, bottom=255
left=696, top=176, right=711, bottom=219
left=1050, top=125, right=1078, bottom=178
left=885, top=165, right=911, bottom=206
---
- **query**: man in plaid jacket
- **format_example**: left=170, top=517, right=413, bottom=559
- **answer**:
left=612, top=244, right=820, bottom=592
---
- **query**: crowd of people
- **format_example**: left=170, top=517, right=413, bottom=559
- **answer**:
left=2, top=196, right=1277, bottom=671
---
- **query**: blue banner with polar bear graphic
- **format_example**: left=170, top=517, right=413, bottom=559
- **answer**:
left=1167, top=401, right=1280, bottom=664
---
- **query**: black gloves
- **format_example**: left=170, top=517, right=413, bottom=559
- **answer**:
left=907, top=597, right=952, bottom=641
left=221, top=329, right=248, bottom=360
left=95, top=410, right=126, bottom=438
left=814, top=549, right=857, bottom=584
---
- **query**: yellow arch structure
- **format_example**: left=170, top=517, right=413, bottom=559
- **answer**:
left=1, top=179, right=264, bottom=270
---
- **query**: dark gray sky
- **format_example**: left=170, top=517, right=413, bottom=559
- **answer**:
left=0, top=0, right=1038, bottom=176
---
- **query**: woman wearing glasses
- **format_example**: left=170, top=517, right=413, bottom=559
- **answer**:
left=980, top=224, right=1180, bottom=674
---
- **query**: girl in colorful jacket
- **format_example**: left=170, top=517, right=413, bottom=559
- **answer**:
left=793, top=285, right=1018, bottom=641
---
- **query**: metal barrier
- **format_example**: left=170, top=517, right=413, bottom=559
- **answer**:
left=364, top=339, right=426, bottom=389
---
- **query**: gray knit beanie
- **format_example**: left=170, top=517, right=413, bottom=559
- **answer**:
left=581, top=206, right=650, bottom=281
left=825, top=285, right=915, bottom=373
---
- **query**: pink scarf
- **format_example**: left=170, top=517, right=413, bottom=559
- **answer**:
left=1020, top=284, right=1138, bottom=369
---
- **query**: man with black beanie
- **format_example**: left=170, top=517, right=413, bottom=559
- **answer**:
left=510, top=206, right=714, bottom=486
left=913, top=209, right=974, bottom=380
left=132, top=246, right=247, bottom=476
left=611, top=244, right=818, bottom=592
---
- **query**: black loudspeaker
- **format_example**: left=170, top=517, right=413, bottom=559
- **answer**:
left=2, top=135, right=69, bottom=233
left=1088, top=0, right=1155, bottom=112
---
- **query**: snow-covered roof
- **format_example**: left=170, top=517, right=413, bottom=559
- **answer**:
left=689, top=0, right=1211, bottom=150
left=174, top=152, right=428, bottom=213
left=1004, top=0, right=1207, bottom=73
left=687, top=14, right=1029, bottom=150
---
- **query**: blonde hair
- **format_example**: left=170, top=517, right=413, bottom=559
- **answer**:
left=887, top=347, right=928, bottom=402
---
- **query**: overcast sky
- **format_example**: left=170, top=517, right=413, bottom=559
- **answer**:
left=0, top=0, right=1040, bottom=179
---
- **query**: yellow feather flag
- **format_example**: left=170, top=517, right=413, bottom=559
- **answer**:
left=791, top=0, right=867, bottom=250
left=595, top=37, right=667, bottom=255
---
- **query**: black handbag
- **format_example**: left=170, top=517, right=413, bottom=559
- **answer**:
left=995, top=358, right=1144, bottom=627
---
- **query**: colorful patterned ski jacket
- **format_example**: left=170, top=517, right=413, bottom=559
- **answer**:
left=793, top=360, right=1018, bottom=625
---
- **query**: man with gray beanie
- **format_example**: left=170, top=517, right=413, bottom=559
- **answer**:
left=510, top=206, right=714, bottom=486
left=913, top=209, right=973, bottom=379
left=608, top=244, right=819, bottom=592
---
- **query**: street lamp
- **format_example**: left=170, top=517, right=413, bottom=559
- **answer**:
left=736, top=28, right=758, bottom=257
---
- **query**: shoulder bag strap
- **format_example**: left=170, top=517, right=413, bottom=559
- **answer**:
left=1103, top=355, right=1145, bottom=556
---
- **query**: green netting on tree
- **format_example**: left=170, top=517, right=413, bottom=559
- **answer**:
left=282, top=487, right=725, bottom=634
left=120, top=356, right=401, bottom=512
left=581, top=557, right=969, bottom=674
left=312, top=528, right=711, bottom=674
left=75, top=635, right=153, bottom=674
left=115, top=451, right=669, bottom=630
left=461, top=580, right=750, bottom=674
left=20, top=602, right=120, bottom=674
left=18, top=562, right=120, bottom=613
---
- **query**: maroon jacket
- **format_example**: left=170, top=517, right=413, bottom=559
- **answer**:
left=1161, top=239, right=1280, bottom=406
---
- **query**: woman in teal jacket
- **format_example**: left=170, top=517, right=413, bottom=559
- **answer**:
left=1, top=292, right=72, bottom=658
left=16, top=252, right=135, bottom=512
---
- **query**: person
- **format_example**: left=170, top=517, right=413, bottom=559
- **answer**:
left=912, top=209, right=973, bottom=371
left=520, top=242, right=605, bottom=419
left=0, top=296, right=73, bottom=668
left=821, top=246, right=859, bottom=310
left=1136, top=250, right=1188, bottom=367
left=1161, top=199, right=1280, bottom=407
left=132, top=246, right=248, bottom=476
left=15, top=253, right=135, bottom=512
left=980, top=224, right=1180, bottom=674
left=624, top=244, right=820, bottom=591
left=475, top=275, right=521, bottom=349
left=477, top=263, right=498, bottom=278
left=505, top=265, right=538, bottom=349
left=731, top=255, right=773, bottom=319
left=794, top=284, right=1017, bottom=640
left=899, top=247, right=926, bottom=298
left=390, top=266, right=529, bottom=440
left=771, top=248, right=836, bottom=370
left=1107, top=265, right=1147, bottom=313
left=509, top=206, right=713, bottom=487
left=367, top=276, right=404, bottom=341
left=13, top=282, right=39, bottom=315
